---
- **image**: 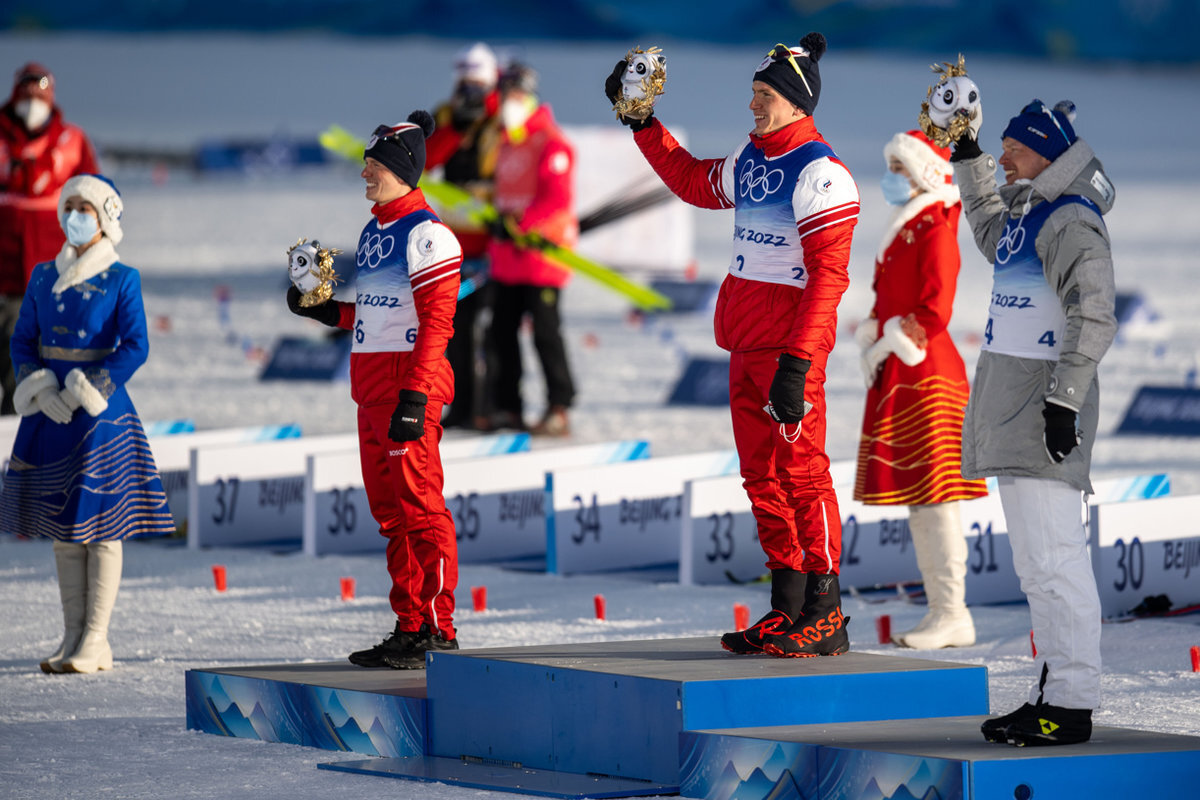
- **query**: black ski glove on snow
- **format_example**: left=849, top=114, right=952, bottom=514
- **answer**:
left=604, top=60, right=654, bottom=132
left=1042, top=401, right=1081, bottom=463
left=286, top=286, right=341, bottom=327
left=766, top=353, right=812, bottom=424
left=389, top=389, right=428, bottom=443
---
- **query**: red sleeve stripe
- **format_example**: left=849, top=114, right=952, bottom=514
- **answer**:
left=796, top=201, right=860, bottom=239
left=411, top=259, right=461, bottom=292
left=707, top=162, right=733, bottom=207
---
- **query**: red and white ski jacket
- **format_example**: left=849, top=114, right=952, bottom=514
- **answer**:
left=329, top=189, right=462, bottom=406
left=633, top=116, right=858, bottom=358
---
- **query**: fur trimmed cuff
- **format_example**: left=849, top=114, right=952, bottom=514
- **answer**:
left=65, top=368, right=108, bottom=416
left=13, top=368, right=59, bottom=417
left=854, top=317, right=880, bottom=352
left=881, top=316, right=927, bottom=367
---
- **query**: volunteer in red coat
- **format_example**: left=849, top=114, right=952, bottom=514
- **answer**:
left=606, top=34, right=859, bottom=657
left=0, top=62, right=99, bottom=414
left=853, top=129, right=988, bottom=650
left=487, top=63, right=578, bottom=436
left=423, top=42, right=503, bottom=430
left=287, top=111, right=463, bottom=670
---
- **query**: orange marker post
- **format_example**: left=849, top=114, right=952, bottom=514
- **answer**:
left=471, top=586, right=488, bottom=612
left=211, top=565, right=227, bottom=593
left=876, top=615, right=892, bottom=644
left=733, top=603, right=750, bottom=632
left=594, top=594, right=606, bottom=621
left=340, top=577, right=355, bottom=601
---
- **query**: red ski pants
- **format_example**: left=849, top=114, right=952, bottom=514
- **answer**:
left=357, top=399, right=458, bottom=638
left=729, top=348, right=841, bottom=574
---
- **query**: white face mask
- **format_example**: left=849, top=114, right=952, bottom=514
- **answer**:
left=500, top=96, right=536, bottom=132
left=14, top=97, right=52, bottom=130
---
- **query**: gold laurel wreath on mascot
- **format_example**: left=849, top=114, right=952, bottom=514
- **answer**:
left=918, top=54, right=980, bottom=148
left=612, top=46, right=666, bottom=122
left=287, top=237, right=343, bottom=307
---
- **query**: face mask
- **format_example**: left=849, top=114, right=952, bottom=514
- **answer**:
left=880, top=171, right=916, bottom=206
left=500, top=96, right=536, bottom=133
left=64, top=210, right=99, bottom=247
left=450, top=83, right=488, bottom=127
left=14, top=97, right=52, bottom=131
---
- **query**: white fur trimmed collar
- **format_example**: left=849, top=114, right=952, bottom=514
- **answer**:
left=52, top=238, right=119, bottom=295
left=875, top=188, right=960, bottom=263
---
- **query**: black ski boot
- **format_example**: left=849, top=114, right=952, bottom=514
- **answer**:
left=981, top=703, right=1038, bottom=743
left=348, top=621, right=423, bottom=668
left=382, top=623, right=460, bottom=670
left=1004, top=704, right=1092, bottom=746
left=721, top=569, right=806, bottom=654
left=762, top=574, right=850, bottom=658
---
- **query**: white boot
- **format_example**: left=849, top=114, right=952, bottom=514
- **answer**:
left=893, top=502, right=976, bottom=649
left=63, top=540, right=122, bottom=673
left=41, top=542, right=89, bottom=673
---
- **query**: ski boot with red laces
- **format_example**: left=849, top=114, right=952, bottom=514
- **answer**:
left=762, top=574, right=850, bottom=658
left=721, top=569, right=806, bottom=654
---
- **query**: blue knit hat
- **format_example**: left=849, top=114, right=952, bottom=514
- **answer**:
left=1002, top=99, right=1077, bottom=162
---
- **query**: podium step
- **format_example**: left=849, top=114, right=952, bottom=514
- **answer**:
left=679, top=715, right=1200, bottom=800
left=425, top=637, right=989, bottom=784
left=185, top=662, right=427, bottom=758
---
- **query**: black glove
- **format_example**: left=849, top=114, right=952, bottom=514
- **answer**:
left=487, top=215, right=515, bottom=242
left=766, top=353, right=812, bottom=424
left=388, top=389, right=428, bottom=443
left=286, top=286, right=341, bottom=327
left=949, top=134, right=983, bottom=163
left=604, top=60, right=654, bottom=132
left=1042, top=401, right=1080, bottom=463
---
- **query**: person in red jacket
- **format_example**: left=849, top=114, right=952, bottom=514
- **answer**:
left=423, top=42, right=503, bottom=430
left=0, top=62, right=99, bottom=415
left=852, top=129, right=989, bottom=649
left=487, top=62, right=578, bottom=436
left=606, top=34, right=859, bottom=656
left=287, top=111, right=463, bottom=670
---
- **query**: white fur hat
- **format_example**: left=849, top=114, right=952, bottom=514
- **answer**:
left=453, top=42, right=498, bottom=88
left=883, top=130, right=956, bottom=197
left=58, top=174, right=124, bottom=245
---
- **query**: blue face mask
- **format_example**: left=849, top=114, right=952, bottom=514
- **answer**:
left=64, top=210, right=99, bottom=246
left=880, top=171, right=915, bottom=206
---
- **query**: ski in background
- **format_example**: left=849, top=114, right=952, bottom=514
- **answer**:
left=319, top=124, right=674, bottom=311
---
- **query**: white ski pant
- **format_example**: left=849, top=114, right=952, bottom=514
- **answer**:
left=997, top=476, right=1101, bottom=710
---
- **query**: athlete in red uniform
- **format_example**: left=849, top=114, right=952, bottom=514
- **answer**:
left=607, top=34, right=859, bottom=656
left=287, top=111, right=463, bottom=670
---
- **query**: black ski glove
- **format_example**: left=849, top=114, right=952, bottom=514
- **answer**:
left=286, top=286, right=341, bottom=327
left=949, top=134, right=983, bottom=163
left=389, top=389, right=428, bottom=443
left=1042, top=401, right=1081, bottom=463
left=604, top=60, right=654, bottom=132
left=766, top=353, right=812, bottom=424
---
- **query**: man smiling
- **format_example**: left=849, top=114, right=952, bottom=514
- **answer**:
left=605, top=33, right=859, bottom=658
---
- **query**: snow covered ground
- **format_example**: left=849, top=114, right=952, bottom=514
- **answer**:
left=2, top=32, right=1200, bottom=800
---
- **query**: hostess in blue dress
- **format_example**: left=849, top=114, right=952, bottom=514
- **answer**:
left=0, top=239, right=174, bottom=542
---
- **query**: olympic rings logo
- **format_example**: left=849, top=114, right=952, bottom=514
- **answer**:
left=994, top=218, right=1026, bottom=265
left=357, top=232, right=395, bottom=269
left=738, top=161, right=785, bottom=202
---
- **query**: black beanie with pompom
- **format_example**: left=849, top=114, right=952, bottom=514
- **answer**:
left=364, top=109, right=435, bottom=188
left=753, top=32, right=826, bottom=116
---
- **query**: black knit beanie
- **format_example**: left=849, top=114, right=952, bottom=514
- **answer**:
left=753, top=33, right=826, bottom=116
left=364, top=109, right=436, bottom=188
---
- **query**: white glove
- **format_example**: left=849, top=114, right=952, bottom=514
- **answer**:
left=861, top=340, right=890, bottom=389
left=35, top=386, right=73, bottom=424
left=854, top=317, right=880, bottom=352
left=927, top=75, right=982, bottom=141
left=60, top=387, right=83, bottom=412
